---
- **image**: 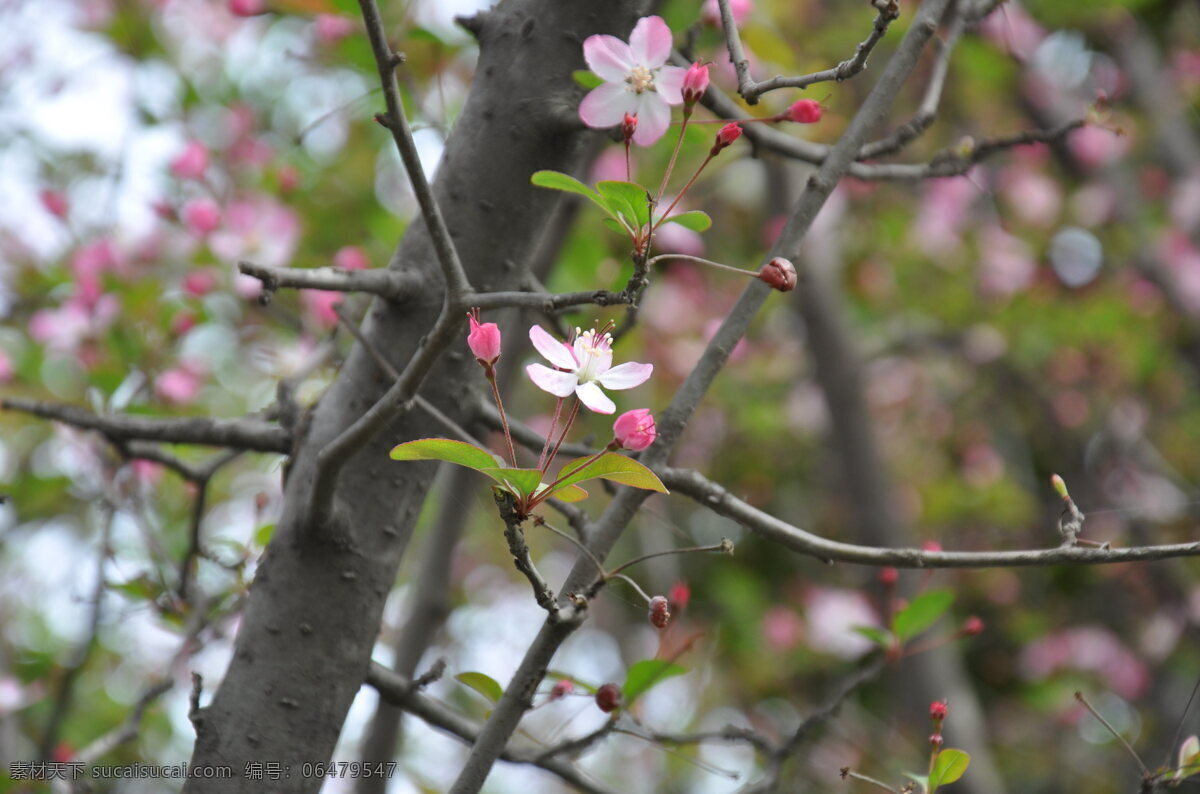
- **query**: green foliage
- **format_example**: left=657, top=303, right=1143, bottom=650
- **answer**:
left=455, top=672, right=504, bottom=704
left=929, top=749, right=971, bottom=791
left=893, top=590, right=955, bottom=642
left=622, top=660, right=688, bottom=704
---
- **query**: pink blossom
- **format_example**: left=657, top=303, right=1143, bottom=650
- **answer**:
left=467, top=315, right=502, bottom=365
left=911, top=175, right=979, bottom=256
left=1000, top=167, right=1062, bottom=227
left=301, top=290, right=342, bottom=329
left=170, top=140, right=209, bottom=180
left=526, top=325, right=653, bottom=414
left=669, top=580, right=690, bottom=610
left=228, top=0, right=266, bottom=17
left=1068, top=125, right=1130, bottom=169
left=590, top=149, right=628, bottom=183
left=702, top=0, right=751, bottom=27
left=653, top=219, right=705, bottom=257
left=40, top=189, right=69, bottom=219
left=761, top=606, right=804, bottom=651
left=978, top=1, right=1045, bottom=59
left=710, top=122, right=743, bottom=155
left=70, top=239, right=122, bottom=306
left=182, top=198, right=221, bottom=235
left=209, top=196, right=300, bottom=269
left=979, top=225, right=1035, bottom=297
left=1019, top=626, right=1148, bottom=699
left=314, top=14, right=355, bottom=45
left=579, top=16, right=688, bottom=146
left=333, top=245, right=370, bottom=270
left=29, top=295, right=117, bottom=353
left=783, top=99, right=823, bottom=124
left=0, top=350, right=12, bottom=382
left=155, top=361, right=206, bottom=404
left=613, top=408, right=656, bottom=451
left=804, top=587, right=880, bottom=659
left=130, top=459, right=163, bottom=485
left=183, top=269, right=219, bottom=296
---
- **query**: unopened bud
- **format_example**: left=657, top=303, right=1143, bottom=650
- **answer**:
left=710, top=122, right=743, bottom=156
left=648, top=595, right=671, bottom=628
left=621, top=113, right=638, bottom=144
left=1051, top=473, right=1070, bottom=501
left=930, top=700, right=948, bottom=721
left=758, top=257, right=796, bottom=292
left=550, top=679, right=574, bottom=700
left=784, top=99, right=823, bottom=124
left=878, top=567, right=898, bottom=586
left=682, top=62, right=710, bottom=108
left=963, top=616, right=984, bottom=636
left=595, top=683, right=621, bottom=713
left=929, top=732, right=944, bottom=749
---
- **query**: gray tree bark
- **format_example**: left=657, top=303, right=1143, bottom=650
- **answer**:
left=183, top=2, right=646, bottom=789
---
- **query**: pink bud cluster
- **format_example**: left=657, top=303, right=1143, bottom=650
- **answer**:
left=648, top=595, right=671, bottom=628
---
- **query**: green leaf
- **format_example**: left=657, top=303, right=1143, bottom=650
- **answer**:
left=893, top=589, right=955, bottom=642
left=657, top=210, right=712, bottom=233
left=596, top=180, right=651, bottom=229
left=536, top=482, right=588, bottom=503
left=851, top=625, right=893, bottom=648
left=549, top=453, right=668, bottom=496
left=572, top=70, right=603, bottom=89
left=455, top=672, right=504, bottom=703
left=929, top=749, right=970, bottom=791
left=601, top=217, right=630, bottom=235
left=390, top=438, right=502, bottom=471
left=622, top=660, right=687, bottom=704
left=1176, top=735, right=1200, bottom=781
left=478, top=467, right=543, bottom=499
left=531, top=170, right=600, bottom=202
left=904, top=772, right=930, bottom=791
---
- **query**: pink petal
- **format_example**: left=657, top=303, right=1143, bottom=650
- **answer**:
left=597, top=361, right=653, bottom=390
left=655, top=65, right=687, bottom=105
left=631, top=95, right=671, bottom=146
left=529, top=325, right=578, bottom=369
left=580, top=83, right=636, bottom=129
left=576, top=382, right=616, bottom=414
left=527, top=364, right=579, bottom=397
left=583, top=34, right=634, bottom=82
left=628, top=16, right=672, bottom=68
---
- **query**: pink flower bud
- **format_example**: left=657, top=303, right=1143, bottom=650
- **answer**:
left=621, top=113, right=638, bottom=144
left=595, top=683, right=621, bottom=713
left=669, top=580, right=690, bottom=611
left=228, top=0, right=266, bottom=16
left=758, top=257, right=796, bottom=292
left=613, top=408, right=656, bottom=451
left=467, top=313, right=502, bottom=366
left=682, top=62, right=710, bottom=107
left=878, top=567, right=898, bottom=586
left=40, top=189, right=69, bottom=219
left=922, top=540, right=943, bottom=553
left=170, top=140, right=209, bottom=180
left=929, top=732, right=944, bottom=749
left=710, top=122, right=743, bottom=156
left=182, top=198, right=221, bottom=235
left=785, top=99, right=823, bottom=124
left=648, top=595, right=671, bottom=628
left=963, top=616, right=985, bottom=636
left=550, top=679, right=574, bottom=700
left=930, top=700, right=948, bottom=721
left=183, top=270, right=219, bottom=296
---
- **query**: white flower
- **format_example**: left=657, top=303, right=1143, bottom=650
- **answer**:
left=525, top=325, right=652, bottom=414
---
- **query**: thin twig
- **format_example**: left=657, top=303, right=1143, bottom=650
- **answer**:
left=237, top=260, right=418, bottom=302
left=1075, top=691, right=1151, bottom=778
left=2, top=397, right=290, bottom=453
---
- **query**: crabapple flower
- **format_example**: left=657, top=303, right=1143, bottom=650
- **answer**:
left=526, top=325, right=652, bottom=414
left=682, top=62, right=709, bottom=109
left=170, top=140, right=209, bottom=180
left=613, top=408, right=656, bottom=451
left=710, top=122, right=743, bottom=156
left=467, top=315, right=502, bottom=366
left=40, top=189, right=69, bottom=219
left=228, top=0, right=266, bottom=16
left=579, top=16, right=687, bottom=146
left=182, top=198, right=221, bottom=235
left=784, top=98, right=823, bottom=124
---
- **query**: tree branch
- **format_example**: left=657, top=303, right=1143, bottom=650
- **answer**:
left=2, top=398, right=290, bottom=453
left=237, top=260, right=419, bottom=302
left=365, top=664, right=616, bottom=794
left=469, top=288, right=630, bottom=313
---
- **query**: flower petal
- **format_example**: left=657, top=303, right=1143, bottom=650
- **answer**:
left=527, top=364, right=579, bottom=397
left=583, top=33, right=635, bottom=82
left=628, top=15, right=672, bottom=68
left=580, top=83, right=637, bottom=129
left=597, top=361, right=653, bottom=390
left=655, top=65, right=687, bottom=105
left=631, top=95, right=671, bottom=146
left=576, top=381, right=616, bottom=414
left=529, top=325, right=578, bottom=369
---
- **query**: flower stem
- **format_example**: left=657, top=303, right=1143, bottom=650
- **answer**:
left=646, top=253, right=759, bottom=278
left=655, top=115, right=690, bottom=205
left=651, top=154, right=713, bottom=234
left=530, top=443, right=611, bottom=510
left=487, top=370, right=517, bottom=467
left=541, top=398, right=580, bottom=476
left=537, top=397, right=565, bottom=472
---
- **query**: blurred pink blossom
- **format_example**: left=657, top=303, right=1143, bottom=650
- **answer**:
left=301, top=290, right=343, bottom=329
left=333, top=246, right=370, bottom=270
left=130, top=459, right=163, bottom=485
left=761, top=606, right=804, bottom=652
left=183, top=198, right=222, bottom=236
left=0, top=350, right=12, bottom=382
left=1169, top=171, right=1200, bottom=233
left=170, top=140, right=209, bottom=180
left=1000, top=167, right=1061, bottom=227
left=978, top=1, right=1045, bottom=60
left=210, top=196, right=300, bottom=269
left=29, top=294, right=119, bottom=353
left=228, top=0, right=266, bottom=17
left=589, top=148, right=627, bottom=183
left=183, top=269, right=219, bottom=296
left=702, top=0, right=751, bottom=27
left=961, top=443, right=1005, bottom=487
left=70, top=239, right=123, bottom=305
left=1068, top=125, right=1131, bottom=169
left=314, top=14, right=355, bottom=45
left=911, top=176, right=979, bottom=256
left=40, top=189, right=69, bottom=219
left=1020, top=626, right=1148, bottom=699
left=155, top=360, right=206, bottom=404
left=1158, top=230, right=1200, bottom=315
left=979, top=225, right=1036, bottom=297
left=804, top=587, right=880, bottom=659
